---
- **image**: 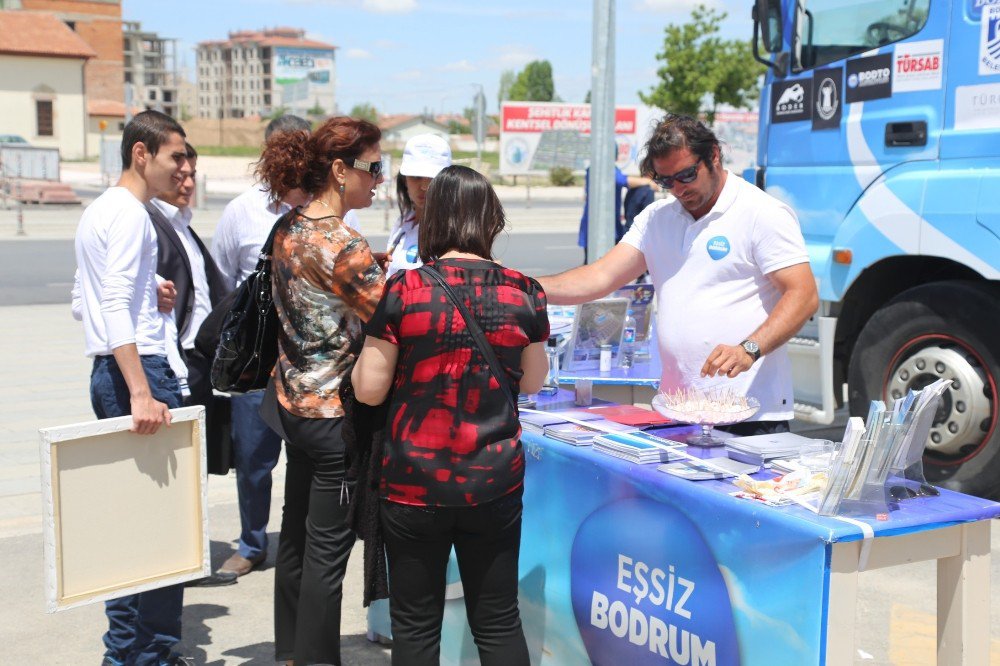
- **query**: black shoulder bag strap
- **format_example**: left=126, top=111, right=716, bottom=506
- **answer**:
left=417, top=264, right=517, bottom=414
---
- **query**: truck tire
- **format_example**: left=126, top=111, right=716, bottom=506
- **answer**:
left=847, top=281, right=1000, bottom=499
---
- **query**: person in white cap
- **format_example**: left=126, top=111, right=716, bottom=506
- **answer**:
left=385, top=133, right=452, bottom=277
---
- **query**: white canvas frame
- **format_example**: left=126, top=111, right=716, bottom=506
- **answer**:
left=39, top=406, right=209, bottom=613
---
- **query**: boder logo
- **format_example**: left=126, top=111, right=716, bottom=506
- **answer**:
left=771, top=79, right=813, bottom=123
left=812, top=67, right=843, bottom=130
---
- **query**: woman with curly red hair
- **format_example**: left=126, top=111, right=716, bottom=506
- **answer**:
left=255, top=116, right=386, bottom=665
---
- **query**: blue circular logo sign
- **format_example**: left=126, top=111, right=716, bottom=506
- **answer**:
left=706, top=236, right=730, bottom=260
left=570, top=498, right=740, bottom=665
left=405, top=244, right=419, bottom=263
left=847, top=73, right=859, bottom=88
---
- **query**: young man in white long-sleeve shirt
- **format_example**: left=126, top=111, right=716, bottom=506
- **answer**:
left=74, top=109, right=194, bottom=666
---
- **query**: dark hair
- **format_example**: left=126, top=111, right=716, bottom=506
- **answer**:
left=255, top=116, right=381, bottom=201
left=120, top=110, right=185, bottom=169
left=639, top=114, right=722, bottom=176
left=265, top=114, right=311, bottom=140
left=419, top=165, right=505, bottom=262
left=184, top=142, right=197, bottom=159
left=396, top=173, right=414, bottom=218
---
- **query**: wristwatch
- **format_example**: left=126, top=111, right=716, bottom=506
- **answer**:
left=740, top=339, right=761, bottom=363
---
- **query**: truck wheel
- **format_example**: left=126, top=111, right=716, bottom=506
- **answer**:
left=847, top=281, right=1000, bottom=499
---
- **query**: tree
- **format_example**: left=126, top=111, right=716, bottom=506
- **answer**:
left=508, top=60, right=555, bottom=102
left=498, top=69, right=516, bottom=109
left=266, top=106, right=289, bottom=121
left=349, top=102, right=379, bottom=123
left=639, top=5, right=763, bottom=124
left=307, top=101, right=326, bottom=117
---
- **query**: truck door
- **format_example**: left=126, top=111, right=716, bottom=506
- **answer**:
left=764, top=0, right=943, bottom=298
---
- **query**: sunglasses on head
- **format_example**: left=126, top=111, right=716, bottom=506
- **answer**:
left=352, top=158, right=384, bottom=179
left=652, top=158, right=701, bottom=189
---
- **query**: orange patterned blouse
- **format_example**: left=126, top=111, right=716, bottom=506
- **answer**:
left=271, top=209, right=385, bottom=418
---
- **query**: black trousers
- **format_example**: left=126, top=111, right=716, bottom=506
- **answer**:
left=274, top=407, right=355, bottom=665
left=380, top=488, right=529, bottom=666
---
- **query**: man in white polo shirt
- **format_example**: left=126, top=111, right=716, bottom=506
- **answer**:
left=74, top=110, right=193, bottom=666
left=538, top=114, right=819, bottom=434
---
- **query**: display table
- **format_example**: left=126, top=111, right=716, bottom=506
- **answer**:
left=431, top=393, right=1000, bottom=665
left=557, top=358, right=661, bottom=406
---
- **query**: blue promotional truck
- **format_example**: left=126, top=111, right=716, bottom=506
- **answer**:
left=750, top=0, right=1000, bottom=497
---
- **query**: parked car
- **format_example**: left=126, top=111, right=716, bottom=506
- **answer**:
left=0, top=134, right=29, bottom=145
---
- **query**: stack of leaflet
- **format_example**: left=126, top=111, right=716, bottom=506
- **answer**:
left=517, top=394, right=537, bottom=410
left=592, top=430, right=686, bottom=464
left=519, top=409, right=600, bottom=435
left=543, top=418, right=637, bottom=446
left=725, top=432, right=817, bottom=465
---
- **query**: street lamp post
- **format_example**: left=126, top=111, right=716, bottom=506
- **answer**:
left=588, top=0, right=617, bottom=263
left=472, top=84, right=486, bottom=172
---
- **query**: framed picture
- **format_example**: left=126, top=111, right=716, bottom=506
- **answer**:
left=39, top=406, right=209, bottom=612
left=612, top=283, right=655, bottom=343
left=564, top=297, right=630, bottom=370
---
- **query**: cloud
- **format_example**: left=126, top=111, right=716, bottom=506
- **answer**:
left=345, top=48, right=373, bottom=59
left=441, top=59, right=476, bottom=72
left=362, top=0, right=416, bottom=13
left=391, top=68, right=423, bottom=81
left=490, top=44, right=539, bottom=69
left=374, top=38, right=400, bottom=50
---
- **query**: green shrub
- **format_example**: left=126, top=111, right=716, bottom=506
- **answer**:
left=549, top=166, right=575, bottom=186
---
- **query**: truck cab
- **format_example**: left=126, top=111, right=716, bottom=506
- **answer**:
left=751, top=0, right=1000, bottom=497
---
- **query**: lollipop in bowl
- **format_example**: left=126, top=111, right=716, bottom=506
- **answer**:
left=651, top=388, right=760, bottom=447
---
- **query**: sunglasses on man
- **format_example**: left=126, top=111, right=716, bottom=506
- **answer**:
left=652, top=158, right=701, bottom=189
left=352, top=158, right=384, bottom=179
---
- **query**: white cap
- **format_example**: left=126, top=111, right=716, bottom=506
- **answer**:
left=399, top=134, right=452, bottom=178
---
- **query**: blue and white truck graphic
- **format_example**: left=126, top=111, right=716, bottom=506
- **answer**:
left=750, top=0, right=1000, bottom=497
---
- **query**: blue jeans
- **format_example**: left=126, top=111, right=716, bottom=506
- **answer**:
left=230, top=391, right=282, bottom=560
left=90, top=354, right=184, bottom=666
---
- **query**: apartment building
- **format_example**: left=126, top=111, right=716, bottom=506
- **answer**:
left=197, top=27, right=336, bottom=119
left=122, top=20, right=177, bottom=118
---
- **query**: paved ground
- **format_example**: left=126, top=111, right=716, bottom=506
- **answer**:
left=2, top=162, right=999, bottom=664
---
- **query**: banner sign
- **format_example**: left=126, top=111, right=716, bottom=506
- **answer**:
left=439, top=432, right=829, bottom=664
left=499, top=102, right=639, bottom=175
left=273, top=47, right=334, bottom=85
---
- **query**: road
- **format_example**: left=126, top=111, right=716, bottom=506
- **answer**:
left=0, top=230, right=583, bottom=307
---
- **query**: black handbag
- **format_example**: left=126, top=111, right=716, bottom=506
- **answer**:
left=210, top=215, right=286, bottom=393
left=417, top=264, right=517, bottom=413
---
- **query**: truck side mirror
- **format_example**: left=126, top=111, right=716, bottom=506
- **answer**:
left=754, top=0, right=783, bottom=53
left=753, top=0, right=786, bottom=75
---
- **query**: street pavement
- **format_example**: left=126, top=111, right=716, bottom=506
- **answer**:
left=1, top=167, right=999, bottom=664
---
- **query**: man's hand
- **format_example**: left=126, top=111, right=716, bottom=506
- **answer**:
left=130, top=394, right=172, bottom=434
left=158, top=280, right=176, bottom=313
left=701, top=344, right=754, bottom=379
left=371, top=252, right=391, bottom=273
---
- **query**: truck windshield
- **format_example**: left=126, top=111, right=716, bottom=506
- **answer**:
left=797, top=0, right=930, bottom=71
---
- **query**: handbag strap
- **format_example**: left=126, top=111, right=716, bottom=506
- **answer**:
left=256, top=209, right=290, bottom=268
left=417, top=264, right=517, bottom=414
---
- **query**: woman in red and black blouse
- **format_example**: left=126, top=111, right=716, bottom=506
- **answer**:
left=352, top=165, right=549, bottom=666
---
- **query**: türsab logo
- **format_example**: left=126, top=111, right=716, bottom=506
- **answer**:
left=771, top=79, right=813, bottom=123
left=894, top=39, right=944, bottom=92
left=846, top=53, right=893, bottom=103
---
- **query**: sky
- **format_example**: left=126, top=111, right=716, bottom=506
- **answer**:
left=122, top=0, right=752, bottom=117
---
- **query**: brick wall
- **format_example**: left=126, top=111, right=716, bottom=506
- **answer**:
left=21, top=0, right=119, bottom=17
left=20, top=0, right=123, bottom=103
